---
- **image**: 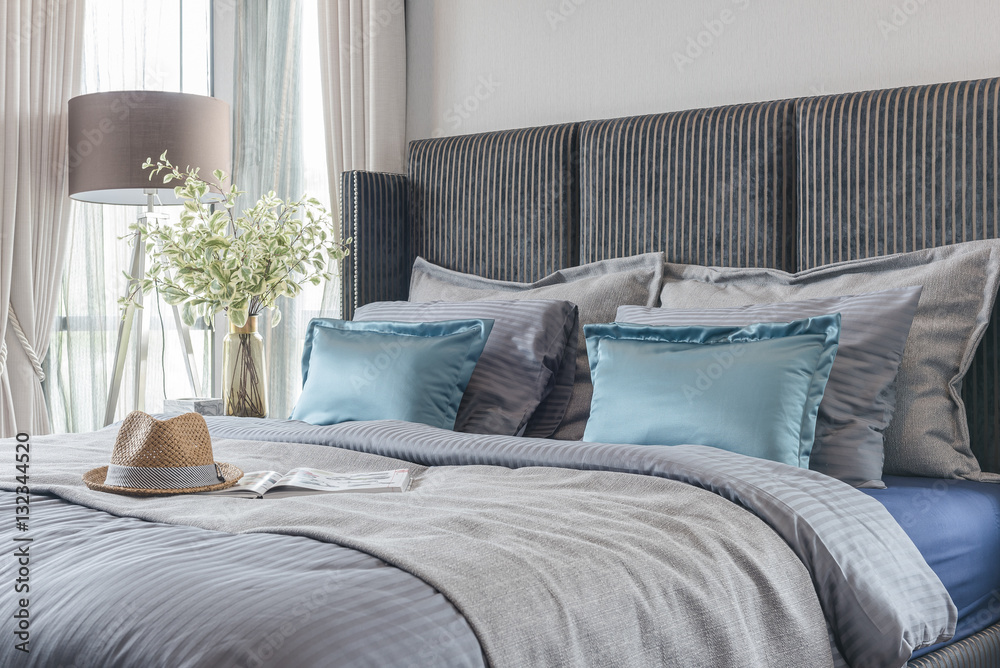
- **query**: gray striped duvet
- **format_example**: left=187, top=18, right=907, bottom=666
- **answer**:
left=0, top=494, right=482, bottom=667
left=0, top=418, right=955, bottom=667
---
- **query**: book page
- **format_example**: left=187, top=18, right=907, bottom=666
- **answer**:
left=215, top=470, right=282, bottom=496
left=273, top=468, right=409, bottom=493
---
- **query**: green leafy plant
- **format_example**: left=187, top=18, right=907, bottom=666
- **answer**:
left=120, top=151, right=350, bottom=329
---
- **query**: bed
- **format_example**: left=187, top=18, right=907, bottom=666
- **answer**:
left=3, top=77, right=1000, bottom=667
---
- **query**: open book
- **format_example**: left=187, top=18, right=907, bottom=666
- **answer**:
left=205, top=467, right=412, bottom=499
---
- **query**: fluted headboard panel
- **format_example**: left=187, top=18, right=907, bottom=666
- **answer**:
left=578, top=101, right=798, bottom=270
left=796, top=78, right=1000, bottom=474
left=797, top=78, right=1000, bottom=267
left=408, top=124, right=580, bottom=282
left=339, top=171, right=410, bottom=319
left=342, top=77, right=1000, bottom=478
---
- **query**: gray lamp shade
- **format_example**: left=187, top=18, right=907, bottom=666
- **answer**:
left=68, top=91, right=231, bottom=205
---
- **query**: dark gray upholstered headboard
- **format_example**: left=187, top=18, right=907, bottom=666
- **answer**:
left=796, top=79, right=1000, bottom=476
left=578, top=101, right=798, bottom=270
left=408, top=124, right=579, bottom=282
left=339, top=76, right=1000, bottom=475
left=339, top=171, right=409, bottom=317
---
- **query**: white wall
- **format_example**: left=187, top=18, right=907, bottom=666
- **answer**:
left=406, top=0, right=1000, bottom=142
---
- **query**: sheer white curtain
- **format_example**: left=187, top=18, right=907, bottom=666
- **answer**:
left=0, top=1, right=86, bottom=437
left=48, top=0, right=331, bottom=428
left=266, top=0, right=406, bottom=417
left=46, top=0, right=213, bottom=433
left=318, top=0, right=407, bottom=182
left=233, top=0, right=358, bottom=418
left=232, top=0, right=306, bottom=420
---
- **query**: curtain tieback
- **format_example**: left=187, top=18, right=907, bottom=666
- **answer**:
left=5, top=305, right=45, bottom=382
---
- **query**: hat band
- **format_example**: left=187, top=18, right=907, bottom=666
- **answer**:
left=104, top=463, right=224, bottom=490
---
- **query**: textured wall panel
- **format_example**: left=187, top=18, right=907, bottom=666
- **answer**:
left=339, top=171, right=410, bottom=319
left=408, top=124, right=580, bottom=282
left=579, top=101, right=798, bottom=270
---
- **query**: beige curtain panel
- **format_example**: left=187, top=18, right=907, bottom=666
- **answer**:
left=0, top=0, right=86, bottom=436
left=318, top=0, right=407, bottom=205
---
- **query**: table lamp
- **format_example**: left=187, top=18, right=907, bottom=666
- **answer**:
left=67, top=90, right=231, bottom=426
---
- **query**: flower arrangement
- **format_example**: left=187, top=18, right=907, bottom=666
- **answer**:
left=122, top=151, right=350, bottom=329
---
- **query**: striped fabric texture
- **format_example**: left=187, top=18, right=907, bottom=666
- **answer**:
left=2, top=494, right=484, bottom=667
left=652, top=243, right=1000, bottom=483
left=203, top=416, right=957, bottom=668
left=796, top=79, right=1000, bottom=267
left=910, top=622, right=1000, bottom=668
left=408, top=124, right=580, bottom=283
left=343, top=77, right=1000, bottom=477
left=578, top=101, right=798, bottom=270
left=408, top=253, right=663, bottom=442
left=796, top=78, right=1000, bottom=475
left=103, top=463, right=222, bottom=490
left=339, top=170, right=409, bottom=319
left=354, top=300, right=579, bottom=438
left=5, top=428, right=836, bottom=668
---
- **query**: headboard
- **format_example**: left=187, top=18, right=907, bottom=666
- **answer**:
left=339, top=77, right=1000, bottom=474
left=795, top=79, right=1000, bottom=477
left=408, top=124, right=579, bottom=282
left=578, top=100, right=798, bottom=270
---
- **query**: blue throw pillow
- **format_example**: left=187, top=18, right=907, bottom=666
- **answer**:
left=582, top=315, right=841, bottom=468
left=291, top=318, right=494, bottom=429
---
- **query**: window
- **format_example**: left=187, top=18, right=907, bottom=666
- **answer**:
left=47, top=0, right=214, bottom=433
left=47, top=0, right=337, bottom=433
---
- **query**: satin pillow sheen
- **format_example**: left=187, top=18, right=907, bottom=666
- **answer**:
left=617, top=286, right=922, bottom=488
left=408, top=253, right=664, bottom=440
left=354, top=300, right=578, bottom=436
left=582, top=315, right=841, bottom=468
left=657, top=239, right=1000, bottom=482
left=290, top=318, right=493, bottom=430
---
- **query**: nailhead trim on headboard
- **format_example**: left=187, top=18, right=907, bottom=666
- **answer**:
left=338, top=170, right=409, bottom=320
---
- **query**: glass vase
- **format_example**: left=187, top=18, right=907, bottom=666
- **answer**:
left=223, top=315, right=268, bottom=418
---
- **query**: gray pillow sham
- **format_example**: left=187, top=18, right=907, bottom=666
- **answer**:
left=657, top=239, right=1000, bottom=482
left=617, top=286, right=922, bottom=488
left=355, top=300, right=578, bottom=437
left=409, top=253, right=664, bottom=440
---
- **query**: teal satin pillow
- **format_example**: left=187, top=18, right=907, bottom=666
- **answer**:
left=582, top=315, right=841, bottom=468
left=291, top=318, right=494, bottom=429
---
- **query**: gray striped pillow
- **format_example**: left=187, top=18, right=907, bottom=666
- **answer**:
left=617, top=286, right=922, bottom=488
left=409, top=253, right=665, bottom=440
left=656, top=241, right=1000, bottom=483
left=355, top=300, right=578, bottom=437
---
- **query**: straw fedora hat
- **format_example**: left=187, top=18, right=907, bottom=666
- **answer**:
left=83, top=411, right=243, bottom=495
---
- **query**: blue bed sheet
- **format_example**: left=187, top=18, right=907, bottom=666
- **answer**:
left=863, top=476, right=1000, bottom=657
